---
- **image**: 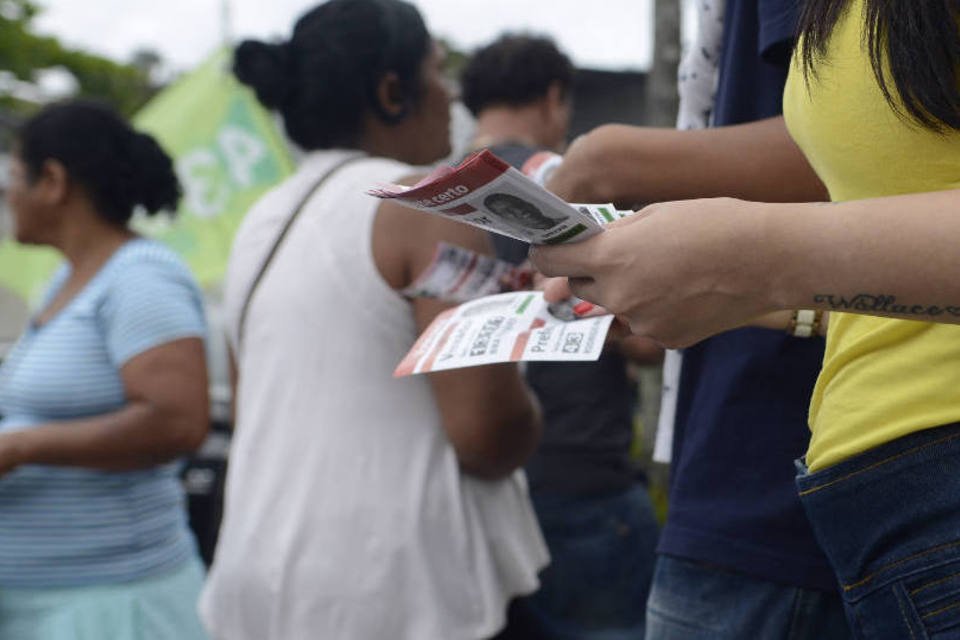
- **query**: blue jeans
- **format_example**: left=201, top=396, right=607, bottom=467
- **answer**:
left=645, top=555, right=850, bottom=640
left=496, top=483, right=659, bottom=640
left=796, top=421, right=960, bottom=640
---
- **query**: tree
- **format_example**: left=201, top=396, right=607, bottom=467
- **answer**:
left=131, top=47, right=166, bottom=84
left=0, top=0, right=38, bottom=23
left=0, top=0, right=160, bottom=117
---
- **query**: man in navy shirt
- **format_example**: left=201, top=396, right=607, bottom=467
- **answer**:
left=462, top=34, right=663, bottom=640
left=547, top=1, right=852, bottom=638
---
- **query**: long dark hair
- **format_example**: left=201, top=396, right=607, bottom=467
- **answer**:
left=797, top=0, right=960, bottom=132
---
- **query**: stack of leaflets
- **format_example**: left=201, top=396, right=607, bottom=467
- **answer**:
left=369, top=149, right=631, bottom=376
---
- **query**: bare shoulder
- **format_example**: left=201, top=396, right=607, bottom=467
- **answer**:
left=371, top=172, right=494, bottom=290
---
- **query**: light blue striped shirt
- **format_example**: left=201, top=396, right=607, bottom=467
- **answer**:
left=0, top=238, right=207, bottom=587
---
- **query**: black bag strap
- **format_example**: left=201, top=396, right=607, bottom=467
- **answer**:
left=237, top=154, right=366, bottom=349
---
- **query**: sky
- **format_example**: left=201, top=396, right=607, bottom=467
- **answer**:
left=32, top=0, right=661, bottom=75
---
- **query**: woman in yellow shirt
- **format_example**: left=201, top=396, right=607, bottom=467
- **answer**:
left=533, top=2, right=960, bottom=637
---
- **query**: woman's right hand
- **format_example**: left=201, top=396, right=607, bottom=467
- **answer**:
left=532, top=197, right=781, bottom=348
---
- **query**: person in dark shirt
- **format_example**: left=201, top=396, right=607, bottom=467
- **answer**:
left=544, top=2, right=852, bottom=639
left=461, top=34, right=663, bottom=640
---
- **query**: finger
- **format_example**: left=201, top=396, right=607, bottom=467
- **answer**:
left=605, top=205, right=655, bottom=229
left=529, top=242, right=595, bottom=278
left=532, top=275, right=545, bottom=291
left=573, top=301, right=611, bottom=318
left=567, top=276, right=601, bottom=306
left=542, top=277, right=573, bottom=303
left=566, top=280, right=617, bottom=320
left=531, top=269, right=548, bottom=291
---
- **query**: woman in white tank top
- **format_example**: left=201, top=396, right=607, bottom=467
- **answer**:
left=199, top=2, right=548, bottom=639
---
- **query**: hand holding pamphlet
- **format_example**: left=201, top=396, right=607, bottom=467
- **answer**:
left=379, top=149, right=631, bottom=374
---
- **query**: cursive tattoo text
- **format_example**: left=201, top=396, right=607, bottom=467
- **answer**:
left=813, top=293, right=960, bottom=319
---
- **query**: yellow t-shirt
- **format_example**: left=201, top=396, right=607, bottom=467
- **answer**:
left=783, top=0, right=960, bottom=471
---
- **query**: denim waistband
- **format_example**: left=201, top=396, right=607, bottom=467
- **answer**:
left=795, top=422, right=960, bottom=600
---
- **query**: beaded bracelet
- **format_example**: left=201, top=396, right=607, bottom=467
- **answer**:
left=786, top=309, right=824, bottom=338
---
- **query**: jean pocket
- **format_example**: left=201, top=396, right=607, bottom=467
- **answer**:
left=905, top=562, right=960, bottom=636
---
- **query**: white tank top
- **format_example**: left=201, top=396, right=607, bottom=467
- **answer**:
left=200, top=150, right=548, bottom=640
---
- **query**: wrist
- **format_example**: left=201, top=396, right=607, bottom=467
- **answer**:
left=548, top=142, right=603, bottom=202
left=719, top=199, right=784, bottom=313
left=0, top=429, right=30, bottom=471
left=757, top=201, right=821, bottom=312
left=552, top=124, right=635, bottom=203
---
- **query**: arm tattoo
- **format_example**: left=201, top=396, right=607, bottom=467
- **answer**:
left=814, top=293, right=960, bottom=319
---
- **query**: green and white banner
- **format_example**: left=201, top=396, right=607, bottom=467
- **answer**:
left=0, top=46, right=293, bottom=324
left=133, top=47, right=294, bottom=286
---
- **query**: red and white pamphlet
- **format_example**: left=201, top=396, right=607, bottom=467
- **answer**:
left=394, top=291, right=614, bottom=377
left=369, top=149, right=604, bottom=245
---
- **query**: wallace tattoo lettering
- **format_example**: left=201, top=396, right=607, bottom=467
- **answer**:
left=813, top=293, right=960, bottom=319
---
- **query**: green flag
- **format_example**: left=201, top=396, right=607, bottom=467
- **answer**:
left=134, top=47, right=294, bottom=287
left=0, top=46, right=294, bottom=313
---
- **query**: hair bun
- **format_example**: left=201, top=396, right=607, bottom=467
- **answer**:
left=129, top=131, right=181, bottom=216
left=233, top=40, right=291, bottom=109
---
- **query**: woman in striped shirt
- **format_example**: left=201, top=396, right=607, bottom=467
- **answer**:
left=0, top=101, right=210, bottom=640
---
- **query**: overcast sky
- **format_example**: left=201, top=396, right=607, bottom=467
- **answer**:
left=32, top=0, right=664, bottom=74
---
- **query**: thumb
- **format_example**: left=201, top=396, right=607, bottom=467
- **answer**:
left=542, top=277, right=573, bottom=303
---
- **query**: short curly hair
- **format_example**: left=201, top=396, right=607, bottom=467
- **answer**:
left=460, top=34, right=574, bottom=117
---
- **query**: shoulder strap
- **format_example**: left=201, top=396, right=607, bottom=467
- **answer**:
left=237, top=154, right=366, bottom=349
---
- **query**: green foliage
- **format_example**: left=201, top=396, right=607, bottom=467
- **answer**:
left=438, top=38, right=468, bottom=80
left=0, top=0, right=160, bottom=117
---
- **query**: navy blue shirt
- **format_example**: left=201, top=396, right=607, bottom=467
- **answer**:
left=656, top=0, right=837, bottom=591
